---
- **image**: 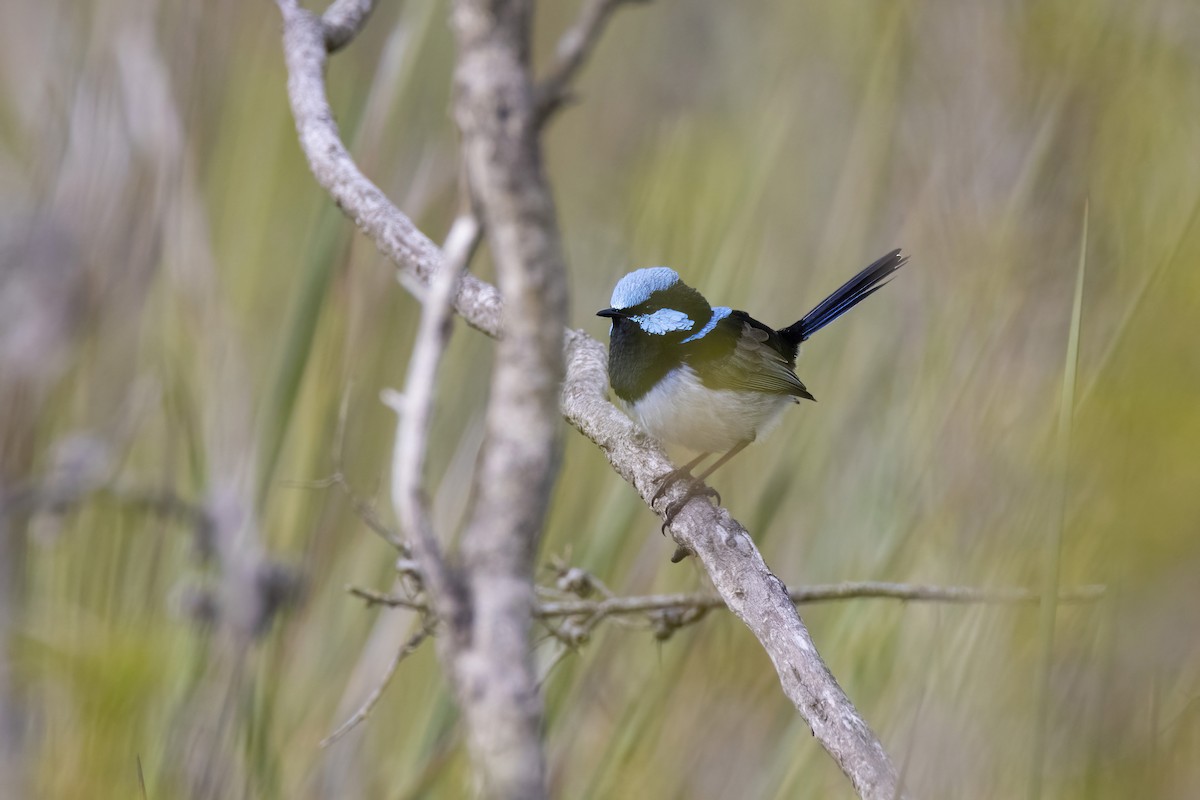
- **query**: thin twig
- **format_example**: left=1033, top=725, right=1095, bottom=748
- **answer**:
left=330, top=384, right=408, bottom=551
left=538, top=582, right=1108, bottom=616
left=283, top=473, right=406, bottom=551
left=536, top=643, right=578, bottom=689
left=385, top=212, right=482, bottom=623
left=320, top=620, right=435, bottom=748
left=348, top=581, right=1106, bottom=620
left=283, top=391, right=409, bottom=551
left=535, top=0, right=647, bottom=125
left=349, top=584, right=431, bottom=613
left=343, top=479, right=407, bottom=551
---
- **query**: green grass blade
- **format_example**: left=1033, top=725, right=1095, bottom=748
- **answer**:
left=1028, top=199, right=1089, bottom=800
left=256, top=206, right=347, bottom=508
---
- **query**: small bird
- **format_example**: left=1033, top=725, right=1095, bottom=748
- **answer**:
left=598, top=249, right=906, bottom=530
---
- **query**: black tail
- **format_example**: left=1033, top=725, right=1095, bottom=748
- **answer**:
left=780, top=249, right=907, bottom=345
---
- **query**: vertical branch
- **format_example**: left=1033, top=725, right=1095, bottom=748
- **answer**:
left=387, top=213, right=482, bottom=627
left=276, top=2, right=905, bottom=797
left=447, top=1, right=568, bottom=796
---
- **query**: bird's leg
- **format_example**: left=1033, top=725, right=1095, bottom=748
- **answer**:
left=660, top=441, right=751, bottom=533
left=692, top=440, right=750, bottom=484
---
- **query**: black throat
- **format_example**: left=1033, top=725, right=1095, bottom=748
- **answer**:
left=606, top=317, right=682, bottom=403
left=604, top=278, right=714, bottom=403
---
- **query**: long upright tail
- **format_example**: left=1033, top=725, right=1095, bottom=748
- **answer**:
left=779, top=249, right=907, bottom=345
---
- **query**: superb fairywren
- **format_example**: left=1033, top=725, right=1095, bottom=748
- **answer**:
left=598, top=249, right=906, bottom=529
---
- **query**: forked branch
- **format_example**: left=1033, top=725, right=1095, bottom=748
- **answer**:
left=276, top=2, right=903, bottom=797
left=535, top=0, right=649, bottom=124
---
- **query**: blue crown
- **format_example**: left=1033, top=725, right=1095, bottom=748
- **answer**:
left=610, top=267, right=679, bottom=309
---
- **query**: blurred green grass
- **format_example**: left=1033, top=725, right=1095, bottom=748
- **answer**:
left=2, top=0, right=1199, bottom=798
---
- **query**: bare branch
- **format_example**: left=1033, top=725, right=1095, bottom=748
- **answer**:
left=385, top=211, right=482, bottom=626
left=349, top=584, right=432, bottom=613
left=538, top=581, right=1108, bottom=617
left=287, top=472, right=408, bottom=550
left=276, top=5, right=906, bottom=796
left=447, top=1, right=571, bottom=794
left=338, top=477, right=407, bottom=551
left=284, top=391, right=409, bottom=551
left=349, top=581, right=1106, bottom=620
left=320, top=620, right=435, bottom=748
left=277, top=1, right=503, bottom=337
left=535, top=0, right=647, bottom=124
left=559, top=330, right=902, bottom=798
left=322, top=0, right=378, bottom=53
left=339, top=572, right=1104, bottom=760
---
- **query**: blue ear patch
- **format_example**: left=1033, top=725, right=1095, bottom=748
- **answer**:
left=681, top=306, right=732, bottom=342
left=631, top=308, right=695, bottom=335
left=611, top=267, right=679, bottom=309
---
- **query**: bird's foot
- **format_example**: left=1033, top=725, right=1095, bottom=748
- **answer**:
left=651, top=465, right=694, bottom=506
left=658, top=480, right=721, bottom=534
left=652, top=466, right=723, bottom=506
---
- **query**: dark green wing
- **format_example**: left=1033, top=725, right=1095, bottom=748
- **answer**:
left=683, top=311, right=814, bottom=400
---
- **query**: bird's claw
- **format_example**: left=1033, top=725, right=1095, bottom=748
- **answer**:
left=669, top=545, right=693, bottom=563
left=658, top=481, right=721, bottom=534
left=651, top=465, right=693, bottom=506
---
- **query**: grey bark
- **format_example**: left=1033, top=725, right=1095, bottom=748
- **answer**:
left=276, top=3, right=903, bottom=797
left=444, top=3, right=568, bottom=796
left=561, top=331, right=901, bottom=798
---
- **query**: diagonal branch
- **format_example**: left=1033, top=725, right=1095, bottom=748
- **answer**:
left=559, top=331, right=902, bottom=796
left=321, top=0, right=378, bottom=53
left=319, top=619, right=435, bottom=748
left=277, top=0, right=504, bottom=338
left=534, top=0, right=648, bottom=125
left=276, top=4, right=902, bottom=797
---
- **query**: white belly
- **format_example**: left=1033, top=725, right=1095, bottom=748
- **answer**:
left=625, top=366, right=795, bottom=454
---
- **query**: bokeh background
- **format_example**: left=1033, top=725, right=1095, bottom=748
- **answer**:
left=2, top=0, right=1199, bottom=797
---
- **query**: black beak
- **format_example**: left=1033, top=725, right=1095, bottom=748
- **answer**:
left=596, top=308, right=624, bottom=319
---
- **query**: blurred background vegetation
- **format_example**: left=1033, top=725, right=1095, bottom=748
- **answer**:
left=2, top=0, right=1199, bottom=797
